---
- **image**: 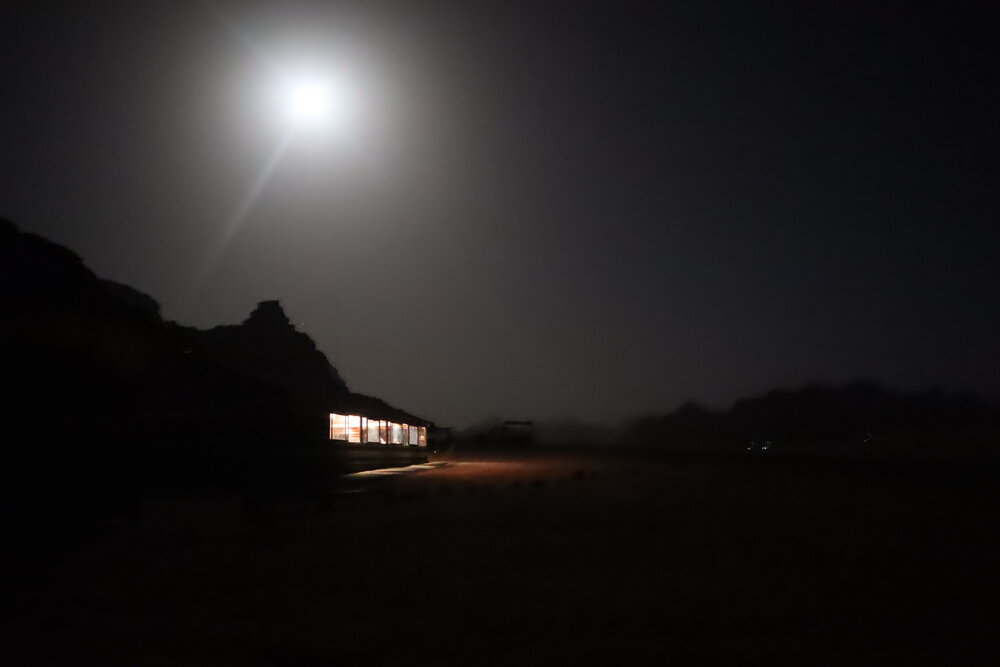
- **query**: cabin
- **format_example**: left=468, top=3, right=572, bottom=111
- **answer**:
left=328, top=393, right=433, bottom=447
left=328, top=414, right=428, bottom=446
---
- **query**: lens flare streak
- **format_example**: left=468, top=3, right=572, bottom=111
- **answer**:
left=198, top=127, right=297, bottom=282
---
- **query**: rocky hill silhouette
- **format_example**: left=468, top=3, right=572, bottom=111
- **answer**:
left=198, top=300, right=348, bottom=403
left=624, top=381, right=998, bottom=455
left=1, top=218, right=428, bottom=514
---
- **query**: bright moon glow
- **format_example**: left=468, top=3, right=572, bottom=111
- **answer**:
left=280, top=72, right=357, bottom=131
left=287, top=79, right=331, bottom=122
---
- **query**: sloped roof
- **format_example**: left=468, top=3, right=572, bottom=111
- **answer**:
left=334, top=392, right=434, bottom=428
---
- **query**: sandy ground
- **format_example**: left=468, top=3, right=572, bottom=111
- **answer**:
left=6, top=448, right=998, bottom=665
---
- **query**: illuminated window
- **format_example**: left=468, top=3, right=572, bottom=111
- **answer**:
left=329, top=413, right=348, bottom=441
left=347, top=415, right=362, bottom=443
left=331, top=414, right=423, bottom=446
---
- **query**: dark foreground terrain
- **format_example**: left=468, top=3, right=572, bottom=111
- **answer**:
left=5, top=447, right=998, bottom=665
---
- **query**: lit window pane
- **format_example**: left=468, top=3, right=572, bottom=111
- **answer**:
left=347, top=415, right=362, bottom=443
left=329, top=413, right=348, bottom=441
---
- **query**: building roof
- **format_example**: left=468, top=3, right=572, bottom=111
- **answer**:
left=334, top=392, right=434, bottom=428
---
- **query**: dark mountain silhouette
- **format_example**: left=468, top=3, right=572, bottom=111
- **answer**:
left=197, top=300, right=348, bottom=403
left=1, top=218, right=429, bottom=519
left=624, top=381, right=998, bottom=454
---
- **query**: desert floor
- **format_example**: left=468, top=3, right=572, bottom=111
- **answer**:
left=7, top=447, right=998, bottom=665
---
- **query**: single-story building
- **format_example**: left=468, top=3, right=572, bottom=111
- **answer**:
left=328, top=393, right=433, bottom=447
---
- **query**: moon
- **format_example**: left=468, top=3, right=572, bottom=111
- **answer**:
left=279, top=68, right=362, bottom=133
left=285, top=76, right=333, bottom=124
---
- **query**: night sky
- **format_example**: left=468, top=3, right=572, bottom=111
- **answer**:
left=2, top=2, right=998, bottom=427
